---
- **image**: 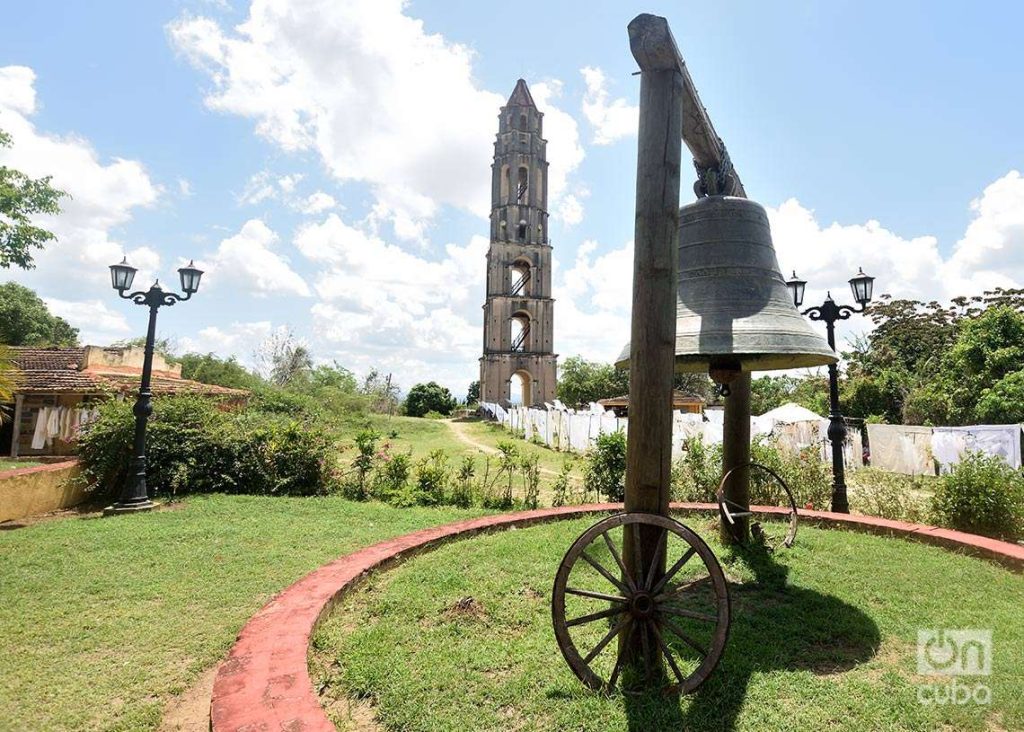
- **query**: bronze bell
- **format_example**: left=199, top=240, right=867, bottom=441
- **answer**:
left=616, top=196, right=836, bottom=379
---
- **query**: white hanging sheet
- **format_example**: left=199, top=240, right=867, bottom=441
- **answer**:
left=866, top=424, right=934, bottom=475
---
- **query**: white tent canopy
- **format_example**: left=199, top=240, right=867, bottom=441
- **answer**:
left=758, top=402, right=824, bottom=423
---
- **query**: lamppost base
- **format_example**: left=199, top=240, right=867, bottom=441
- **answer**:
left=830, top=496, right=850, bottom=514
left=103, top=500, right=157, bottom=516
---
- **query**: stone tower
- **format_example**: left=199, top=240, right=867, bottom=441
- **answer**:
left=479, top=79, right=557, bottom=407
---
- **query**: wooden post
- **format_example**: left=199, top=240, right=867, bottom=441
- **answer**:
left=623, top=14, right=685, bottom=663
left=10, top=394, right=23, bottom=457
left=720, top=373, right=751, bottom=544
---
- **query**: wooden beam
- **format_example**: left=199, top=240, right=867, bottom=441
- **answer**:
left=628, top=13, right=745, bottom=197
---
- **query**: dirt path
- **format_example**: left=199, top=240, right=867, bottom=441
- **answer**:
left=444, top=420, right=570, bottom=480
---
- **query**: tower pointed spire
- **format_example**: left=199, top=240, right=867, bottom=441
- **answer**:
left=506, top=78, right=536, bottom=108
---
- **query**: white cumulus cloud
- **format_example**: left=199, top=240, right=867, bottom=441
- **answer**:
left=581, top=66, right=638, bottom=146
left=294, top=212, right=487, bottom=392
left=168, top=0, right=583, bottom=235
left=0, top=65, right=161, bottom=298
left=204, top=218, right=310, bottom=296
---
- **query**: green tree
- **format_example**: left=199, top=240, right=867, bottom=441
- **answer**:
left=466, top=380, right=480, bottom=404
left=750, top=375, right=800, bottom=415
left=177, top=352, right=263, bottom=390
left=0, top=128, right=68, bottom=269
left=556, top=356, right=629, bottom=407
left=941, top=305, right=1024, bottom=424
left=0, top=281, right=78, bottom=345
left=310, top=361, right=358, bottom=392
left=974, top=371, right=1024, bottom=424
left=404, top=381, right=457, bottom=417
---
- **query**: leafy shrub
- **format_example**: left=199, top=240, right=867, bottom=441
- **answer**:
left=931, top=451, right=1024, bottom=540
left=248, top=386, right=323, bottom=422
left=584, top=430, right=626, bottom=502
left=347, top=428, right=380, bottom=500
left=672, top=438, right=722, bottom=502
left=409, top=450, right=450, bottom=506
left=749, top=438, right=831, bottom=510
left=373, top=451, right=412, bottom=504
left=671, top=436, right=831, bottom=509
left=423, top=410, right=445, bottom=420
left=78, top=395, right=339, bottom=499
left=451, top=456, right=475, bottom=508
left=849, top=469, right=930, bottom=523
left=521, top=454, right=541, bottom=509
left=490, top=441, right=520, bottom=508
left=551, top=460, right=574, bottom=508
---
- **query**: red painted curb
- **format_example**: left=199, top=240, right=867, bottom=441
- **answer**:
left=209, top=503, right=1023, bottom=731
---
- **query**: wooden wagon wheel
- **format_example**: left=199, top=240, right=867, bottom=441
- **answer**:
left=551, top=513, right=730, bottom=694
left=717, top=462, right=799, bottom=550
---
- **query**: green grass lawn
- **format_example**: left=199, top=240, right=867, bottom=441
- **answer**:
left=0, top=494, right=487, bottom=731
left=314, top=515, right=1024, bottom=732
left=0, top=459, right=42, bottom=472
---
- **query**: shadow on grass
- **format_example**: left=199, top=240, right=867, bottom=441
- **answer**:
left=622, top=544, right=881, bottom=731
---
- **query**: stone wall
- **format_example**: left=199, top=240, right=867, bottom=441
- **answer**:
left=0, top=461, right=86, bottom=523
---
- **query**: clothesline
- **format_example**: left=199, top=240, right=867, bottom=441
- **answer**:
left=30, top=406, right=100, bottom=450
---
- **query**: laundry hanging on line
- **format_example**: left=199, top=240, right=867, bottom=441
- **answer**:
left=29, top=406, right=101, bottom=450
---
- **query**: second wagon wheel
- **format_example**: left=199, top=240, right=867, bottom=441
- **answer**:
left=717, top=462, right=799, bottom=550
left=552, top=513, right=730, bottom=694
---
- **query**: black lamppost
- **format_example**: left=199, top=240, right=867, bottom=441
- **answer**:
left=103, top=257, right=203, bottom=515
left=786, top=267, right=875, bottom=514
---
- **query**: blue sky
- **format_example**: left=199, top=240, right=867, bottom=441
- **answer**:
left=2, top=1, right=1023, bottom=397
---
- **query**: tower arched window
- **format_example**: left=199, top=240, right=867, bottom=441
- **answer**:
left=509, top=261, right=531, bottom=296
left=502, top=165, right=512, bottom=204
left=510, top=313, right=531, bottom=352
left=517, top=166, right=528, bottom=203
left=517, top=219, right=528, bottom=241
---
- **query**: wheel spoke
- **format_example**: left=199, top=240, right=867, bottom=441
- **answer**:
left=661, top=616, right=708, bottom=657
left=643, top=526, right=667, bottom=591
left=565, top=587, right=628, bottom=604
left=583, top=613, right=631, bottom=664
left=580, top=551, right=630, bottom=594
left=607, top=620, right=633, bottom=690
left=651, top=621, right=686, bottom=685
left=660, top=604, right=717, bottom=623
left=654, top=573, right=710, bottom=603
left=567, top=605, right=624, bottom=628
left=650, top=547, right=696, bottom=596
left=602, top=530, right=636, bottom=592
left=639, top=617, right=653, bottom=678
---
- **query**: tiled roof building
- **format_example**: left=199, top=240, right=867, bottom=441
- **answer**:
left=2, top=346, right=249, bottom=457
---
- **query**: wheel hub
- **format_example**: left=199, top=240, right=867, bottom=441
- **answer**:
left=630, top=591, right=655, bottom=619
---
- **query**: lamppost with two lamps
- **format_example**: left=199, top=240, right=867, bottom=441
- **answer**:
left=103, top=257, right=204, bottom=515
left=785, top=268, right=875, bottom=514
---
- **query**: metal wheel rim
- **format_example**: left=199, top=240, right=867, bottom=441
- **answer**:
left=717, top=462, right=799, bottom=549
left=551, top=512, right=730, bottom=695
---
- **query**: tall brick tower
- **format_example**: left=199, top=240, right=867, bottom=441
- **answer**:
left=479, top=79, right=557, bottom=406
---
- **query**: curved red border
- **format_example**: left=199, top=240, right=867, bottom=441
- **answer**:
left=209, top=503, right=1023, bottom=731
